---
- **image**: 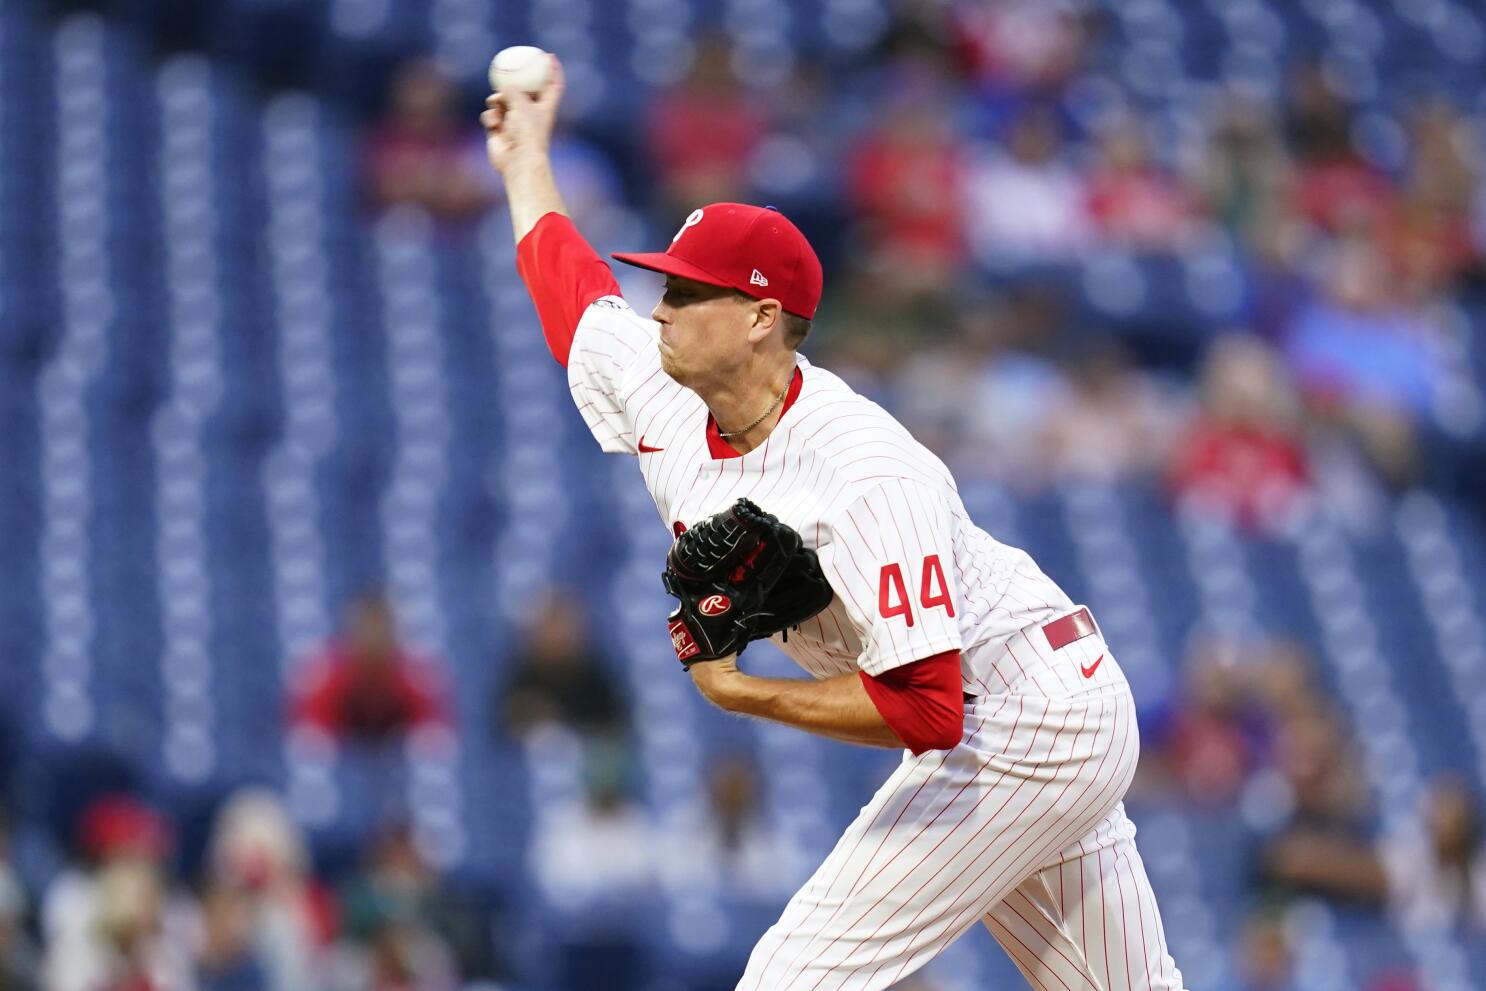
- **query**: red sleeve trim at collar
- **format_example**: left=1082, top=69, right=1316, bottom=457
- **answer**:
left=705, top=366, right=804, bottom=459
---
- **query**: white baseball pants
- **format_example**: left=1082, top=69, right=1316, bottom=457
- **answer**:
left=738, top=644, right=1186, bottom=989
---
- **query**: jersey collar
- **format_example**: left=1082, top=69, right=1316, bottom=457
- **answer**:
left=706, top=366, right=804, bottom=459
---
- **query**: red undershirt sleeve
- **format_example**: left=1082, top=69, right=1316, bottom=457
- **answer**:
left=858, top=650, right=965, bottom=755
left=515, top=212, right=623, bottom=367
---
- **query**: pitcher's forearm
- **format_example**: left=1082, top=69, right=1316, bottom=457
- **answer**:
left=711, top=670, right=905, bottom=749
left=504, top=159, right=568, bottom=244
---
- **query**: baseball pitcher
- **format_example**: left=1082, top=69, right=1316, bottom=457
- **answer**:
left=484, top=57, right=1187, bottom=991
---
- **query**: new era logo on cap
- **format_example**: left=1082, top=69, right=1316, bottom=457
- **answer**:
left=611, top=203, right=823, bottom=319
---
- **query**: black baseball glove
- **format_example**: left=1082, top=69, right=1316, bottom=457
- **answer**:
left=663, top=498, right=833, bottom=667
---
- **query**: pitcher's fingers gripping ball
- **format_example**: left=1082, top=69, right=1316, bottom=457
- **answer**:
left=663, top=498, right=833, bottom=666
left=480, top=52, right=563, bottom=175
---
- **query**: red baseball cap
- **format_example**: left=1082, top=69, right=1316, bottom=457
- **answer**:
left=612, top=203, right=824, bottom=320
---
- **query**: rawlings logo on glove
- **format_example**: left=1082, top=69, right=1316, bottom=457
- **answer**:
left=662, top=498, right=834, bottom=668
left=698, top=595, right=732, bottom=616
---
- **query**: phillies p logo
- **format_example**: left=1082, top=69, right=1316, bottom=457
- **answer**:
left=672, top=208, right=704, bottom=243
left=699, top=594, right=731, bottom=616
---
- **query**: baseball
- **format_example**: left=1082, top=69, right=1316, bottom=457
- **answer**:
left=488, top=46, right=552, bottom=94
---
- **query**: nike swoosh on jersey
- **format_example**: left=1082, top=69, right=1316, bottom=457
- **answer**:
left=638, top=436, right=664, bottom=453
left=1080, top=654, right=1104, bottom=678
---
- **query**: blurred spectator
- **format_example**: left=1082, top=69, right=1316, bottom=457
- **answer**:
left=42, top=795, right=190, bottom=991
left=338, top=823, right=499, bottom=987
left=1388, top=196, right=1478, bottom=307
left=844, top=64, right=968, bottom=285
left=661, top=753, right=803, bottom=901
left=531, top=749, right=654, bottom=991
left=45, top=851, right=196, bottom=991
left=1284, top=62, right=1394, bottom=235
left=1383, top=775, right=1486, bottom=933
left=964, top=104, right=1091, bottom=264
left=645, top=35, right=771, bottom=221
left=1402, top=99, right=1477, bottom=219
left=1283, top=238, right=1442, bottom=485
left=1386, top=99, right=1481, bottom=302
left=1136, top=636, right=1322, bottom=809
left=330, top=831, right=459, bottom=991
left=1169, top=335, right=1311, bottom=533
left=1254, top=706, right=1386, bottom=907
left=1041, top=342, right=1183, bottom=483
left=497, top=588, right=629, bottom=742
left=1085, top=116, right=1198, bottom=251
left=1235, top=910, right=1297, bottom=991
left=1193, top=94, right=1293, bottom=243
left=951, top=0, right=1091, bottom=101
left=290, top=593, right=451, bottom=746
left=1139, top=641, right=1272, bottom=807
left=364, top=59, right=497, bottom=224
left=203, top=789, right=331, bottom=991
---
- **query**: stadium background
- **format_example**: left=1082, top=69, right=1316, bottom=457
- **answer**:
left=2, top=0, right=1486, bottom=988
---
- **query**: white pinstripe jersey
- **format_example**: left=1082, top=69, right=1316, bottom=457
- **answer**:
left=570, top=295, right=1076, bottom=693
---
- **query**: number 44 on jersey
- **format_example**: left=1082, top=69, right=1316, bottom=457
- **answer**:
left=879, top=554, right=955, bottom=627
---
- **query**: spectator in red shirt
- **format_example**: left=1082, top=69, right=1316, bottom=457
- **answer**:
left=364, top=59, right=498, bottom=224
left=1284, top=61, right=1395, bottom=235
left=845, top=68, right=968, bottom=284
left=1136, top=636, right=1281, bottom=808
left=290, top=593, right=449, bottom=745
left=1169, top=335, right=1311, bottom=534
left=1085, top=116, right=1198, bottom=251
left=645, top=35, right=771, bottom=222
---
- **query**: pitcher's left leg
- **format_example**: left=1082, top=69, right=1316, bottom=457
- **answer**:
left=983, top=802, right=1187, bottom=991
